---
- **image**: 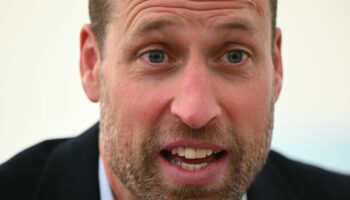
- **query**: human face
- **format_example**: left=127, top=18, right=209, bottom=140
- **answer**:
left=89, top=0, right=282, bottom=199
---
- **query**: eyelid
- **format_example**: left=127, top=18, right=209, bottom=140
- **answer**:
left=213, top=42, right=248, bottom=57
left=136, top=45, right=178, bottom=71
left=215, top=45, right=251, bottom=68
left=140, top=49, right=169, bottom=63
left=224, top=44, right=251, bottom=56
left=135, top=41, right=174, bottom=56
left=138, top=45, right=167, bottom=57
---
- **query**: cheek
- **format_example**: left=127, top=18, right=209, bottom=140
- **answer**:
left=219, top=82, right=274, bottom=164
left=218, top=79, right=273, bottom=134
left=109, top=79, right=173, bottom=132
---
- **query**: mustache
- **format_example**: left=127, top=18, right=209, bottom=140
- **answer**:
left=149, top=121, right=239, bottom=150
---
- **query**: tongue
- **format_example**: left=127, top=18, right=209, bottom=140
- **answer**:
left=173, top=154, right=215, bottom=164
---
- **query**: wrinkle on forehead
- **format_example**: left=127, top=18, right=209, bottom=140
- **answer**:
left=114, top=0, right=267, bottom=32
left=120, top=0, right=265, bottom=12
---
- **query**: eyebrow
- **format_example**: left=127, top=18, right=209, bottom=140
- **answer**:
left=217, top=21, right=257, bottom=34
left=132, top=19, right=256, bottom=35
left=131, top=19, right=176, bottom=38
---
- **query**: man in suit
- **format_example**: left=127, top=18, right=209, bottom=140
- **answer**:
left=1, top=0, right=349, bottom=199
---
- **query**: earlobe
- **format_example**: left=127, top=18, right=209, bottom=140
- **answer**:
left=272, top=28, right=283, bottom=102
left=80, top=24, right=101, bottom=102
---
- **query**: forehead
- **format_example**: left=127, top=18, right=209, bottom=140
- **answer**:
left=111, top=0, right=271, bottom=31
left=115, top=0, right=269, bottom=13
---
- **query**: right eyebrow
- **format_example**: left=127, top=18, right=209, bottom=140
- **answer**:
left=130, top=18, right=176, bottom=38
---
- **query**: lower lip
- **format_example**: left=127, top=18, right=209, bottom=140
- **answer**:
left=158, top=154, right=229, bottom=185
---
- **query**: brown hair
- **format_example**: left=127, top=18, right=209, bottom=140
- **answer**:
left=89, top=0, right=111, bottom=51
left=89, top=0, right=278, bottom=51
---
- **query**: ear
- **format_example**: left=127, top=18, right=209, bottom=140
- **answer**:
left=80, top=24, right=101, bottom=102
left=272, top=28, right=283, bottom=102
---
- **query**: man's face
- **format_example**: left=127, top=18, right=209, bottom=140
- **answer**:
left=93, top=0, right=282, bottom=199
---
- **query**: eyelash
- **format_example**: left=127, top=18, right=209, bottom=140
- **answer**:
left=136, top=45, right=251, bottom=70
left=140, top=49, right=169, bottom=64
left=220, top=49, right=250, bottom=65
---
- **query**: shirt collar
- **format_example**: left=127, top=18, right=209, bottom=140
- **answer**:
left=99, top=157, right=115, bottom=200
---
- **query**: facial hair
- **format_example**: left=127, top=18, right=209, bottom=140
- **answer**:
left=99, top=83, right=274, bottom=200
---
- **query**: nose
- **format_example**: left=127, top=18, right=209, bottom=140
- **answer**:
left=170, top=58, right=222, bottom=129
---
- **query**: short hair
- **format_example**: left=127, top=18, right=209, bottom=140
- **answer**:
left=88, top=0, right=111, bottom=51
left=89, top=0, right=278, bottom=51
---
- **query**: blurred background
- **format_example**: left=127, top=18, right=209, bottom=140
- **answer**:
left=0, top=0, right=349, bottom=174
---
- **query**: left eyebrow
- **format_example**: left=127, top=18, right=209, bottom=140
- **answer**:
left=217, top=21, right=257, bottom=35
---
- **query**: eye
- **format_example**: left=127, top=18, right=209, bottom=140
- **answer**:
left=223, top=50, right=248, bottom=64
left=142, top=50, right=168, bottom=64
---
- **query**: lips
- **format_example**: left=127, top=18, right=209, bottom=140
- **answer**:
left=158, top=141, right=229, bottom=185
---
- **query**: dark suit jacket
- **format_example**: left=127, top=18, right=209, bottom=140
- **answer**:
left=1, top=123, right=349, bottom=200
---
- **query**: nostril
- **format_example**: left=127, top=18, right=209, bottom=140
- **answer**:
left=171, top=107, right=215, bottom=129
left=170, top=96, right=222, bottom=129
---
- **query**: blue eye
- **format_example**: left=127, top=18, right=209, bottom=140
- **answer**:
left=146, top=50, right=166, bottom=63
left=225, top=50, right=246, bottom=63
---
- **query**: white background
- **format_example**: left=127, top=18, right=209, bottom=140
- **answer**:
left=0, top=1, right=349, bottom=174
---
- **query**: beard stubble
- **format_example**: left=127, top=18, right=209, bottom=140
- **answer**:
left=99, top=84, right=274, bottom=200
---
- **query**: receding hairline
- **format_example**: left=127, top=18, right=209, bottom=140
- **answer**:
left=89, top=0, right=278, bottom=52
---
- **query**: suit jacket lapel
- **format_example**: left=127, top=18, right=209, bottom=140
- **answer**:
left=30, top=123, right=100, bottom=200
left=247, top=152, right=299, bottom=200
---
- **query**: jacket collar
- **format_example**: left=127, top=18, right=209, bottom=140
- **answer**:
left=31, top=123, right=100, bottom=200
left=31, top=123, right=298, bottom=200
left=247, top=152, right=298, bottom=200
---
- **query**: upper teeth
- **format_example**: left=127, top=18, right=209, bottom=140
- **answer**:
left=171, top=147, right=213, bottom=159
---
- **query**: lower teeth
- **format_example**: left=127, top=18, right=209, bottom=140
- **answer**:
left=174, top=161, right=208, bottom=171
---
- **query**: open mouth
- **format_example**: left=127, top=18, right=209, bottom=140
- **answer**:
left=160, top=147, right=228, bottom=171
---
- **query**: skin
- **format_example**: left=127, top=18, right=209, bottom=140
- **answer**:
left=80, top=0, right=283, bottom=199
